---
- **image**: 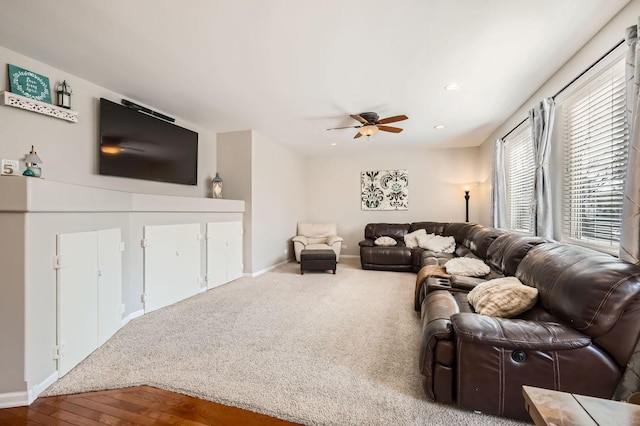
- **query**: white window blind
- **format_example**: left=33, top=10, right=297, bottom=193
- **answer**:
left=505, top=122, right=534, bottom=234
left=561, top=57, right=628, bottom=249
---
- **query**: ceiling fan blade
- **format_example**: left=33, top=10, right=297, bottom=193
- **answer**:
left=377, top=115, right=408, bottom=125
left=378, top=125, right=403, bottom=133
left=354, top=132, right=363, bottom=139
left=350, top=114, right=368, bottom=124
left=327, top=125, right=361, bottom=130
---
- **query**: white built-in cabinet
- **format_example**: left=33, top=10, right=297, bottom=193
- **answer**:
left=0, top=176, right=245, bottom=407
left=206, top=221, right=244, bottom=289
left=142, top=223, right=202, bottom=313
left=55, top=228, right=123, bottom=377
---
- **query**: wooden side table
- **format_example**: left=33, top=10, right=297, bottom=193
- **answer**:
left=523, top=385, right=640, bottom=426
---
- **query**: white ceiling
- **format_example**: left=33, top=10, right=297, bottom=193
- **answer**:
left=0, top=0, right=631, bottom=156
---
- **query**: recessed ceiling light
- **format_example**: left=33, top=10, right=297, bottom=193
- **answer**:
left=330, top=142, right=337, bottom=146
left=444, top=82, right=461, bottom=91
left=434, top=124, right=446, bottom=130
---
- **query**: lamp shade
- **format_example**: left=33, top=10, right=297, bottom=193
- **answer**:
left=359, top=125, right=379, bottom=137
left=25, top=146, right=42, bottom=164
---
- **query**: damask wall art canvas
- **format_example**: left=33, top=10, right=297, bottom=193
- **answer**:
left=361, top=170, right=408, bottom=210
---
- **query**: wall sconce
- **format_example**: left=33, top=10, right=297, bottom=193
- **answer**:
left=212, top=172, right=223, bottom=198
left=359, top=125, right=379, bottom=137
left=461, top=183, right=477, bottom=222
left=56, top=80, right=72, bottom=109
left=23, top=145, right=43, bottom=178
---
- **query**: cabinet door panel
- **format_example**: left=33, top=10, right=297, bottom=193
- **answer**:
left=206, top=222, right=229, bottom=289
left=144, top=223, right=201, bottom=312
left=97, top=228, right=122, bottom=346
left=57, top=231, right=98, bottom=377
left=206, top=221, right=243, bottom=289
left=227, top=221, right=244, bottom=282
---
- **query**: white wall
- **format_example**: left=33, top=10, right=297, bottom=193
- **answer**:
left=252, top=131, right=306, bottom=272
left=476, top=1, right=640, bottom=223
left=0, top=45, right=217, bottom=197
left=304, top=147, right=483, bottom=255
left=217, top=131, right=253, bottom=272
left=217, top=130, right=306, bottom=274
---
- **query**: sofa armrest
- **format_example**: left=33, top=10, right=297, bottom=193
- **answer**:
left=292, top=235, right=308, bottom=245
left=451, top=313, right=591, bottom=351
left=450, top=276, right=486, bottom=291
left=359, top=239, right=375, bottom=247
left=326, top=235, right=343, bottom=245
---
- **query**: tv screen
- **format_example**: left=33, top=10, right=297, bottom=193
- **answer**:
left=99, top=98, right=198, bottom=185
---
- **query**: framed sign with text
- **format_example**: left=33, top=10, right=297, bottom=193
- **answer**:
left=8, top=64, right=52, bottom=104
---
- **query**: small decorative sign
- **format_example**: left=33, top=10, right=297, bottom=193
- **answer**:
left=8, top=64, right=52, bottom=104
left=1, top=159, right=20, bottom=176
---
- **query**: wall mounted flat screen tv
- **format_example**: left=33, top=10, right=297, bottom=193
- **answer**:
left=99, top=98, right=198, bottom=185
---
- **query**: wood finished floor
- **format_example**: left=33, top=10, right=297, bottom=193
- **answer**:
left=0, top=386, right=301, bottom=425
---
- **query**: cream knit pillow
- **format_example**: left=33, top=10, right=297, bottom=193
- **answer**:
left=374, top=236, right=397, bottom=246
left=444, top=257, right=490, bottom=277
left=467, top=277, right=538, bottom=318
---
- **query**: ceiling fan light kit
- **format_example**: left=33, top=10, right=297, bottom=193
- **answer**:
left=359, top=125, right=379, bottom=137
left=327, top=111, right=408, bottom=139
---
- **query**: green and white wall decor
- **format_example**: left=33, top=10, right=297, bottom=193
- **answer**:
left=361, top=169, right=408, bottom=211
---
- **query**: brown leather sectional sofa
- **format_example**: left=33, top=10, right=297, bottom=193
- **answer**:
left=359, top=221, right=640, bottom=420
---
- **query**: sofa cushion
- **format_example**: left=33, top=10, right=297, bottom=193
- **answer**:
left=374, top=236, right=397, bottom=246
left=364, top=223, right=410, bottom=240
left=467, top=277, right=538, bottom=318
left=443, top=223, right=482, bottom=246
left=466, top=227, right=505, bottom=259
left=410, top=221, right=447, bottom=235
left=444, top=258, right=489, bottom=277
left=516, top=243, right=640, bottom=340
left=297, top=222, right=337, bottom=238
left=486, top=233, right=550, bottom=276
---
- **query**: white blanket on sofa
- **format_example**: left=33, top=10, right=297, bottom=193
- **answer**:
left=420, top=235, right=456, bottom=253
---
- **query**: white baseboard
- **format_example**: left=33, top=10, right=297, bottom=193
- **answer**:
left=0, top=370, right=58, bottom=408
left=28, top=371, right=58, bottom=404
left=122, top=309, right=144, bottom=327
left=0, top=390, right=28, bottom=408
left=249, top=259, right=292, bottom=277
left=340, top=254, right=359, bottom=259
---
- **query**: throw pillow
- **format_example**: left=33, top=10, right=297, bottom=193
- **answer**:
left=374, top=236, right=397, bottom=246
left=444, top=257, right=490, bottom=277
left=420, top=235, right=456, bottom=253
left=404, top=229, right=427, bottom=248
left=467, top=277, right=538, bottom=318
left=416, top=232, right=435, bottom=248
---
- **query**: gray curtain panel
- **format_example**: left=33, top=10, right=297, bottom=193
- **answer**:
left=492, top=138, right=507, bottom=229
left=619, top=22, right=640, bottom=265
left=614, top=21, right=640, bottom=402
left=529, top=98, right=554, bottom=238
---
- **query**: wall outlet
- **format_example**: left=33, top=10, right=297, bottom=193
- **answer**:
left=342, top=244, right=347, bottom=249
left=283, top=249, right=287, bottom=254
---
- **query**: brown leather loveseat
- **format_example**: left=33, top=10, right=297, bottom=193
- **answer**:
left=361, top=222, right=640, bottom=420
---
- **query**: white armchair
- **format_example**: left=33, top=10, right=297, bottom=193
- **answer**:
left=292, top=222, right=343, bottom=263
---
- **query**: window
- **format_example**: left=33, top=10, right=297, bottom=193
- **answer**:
left=504, top=122, right=534, bottom=234
left=560, top=56, right=628, bottom=249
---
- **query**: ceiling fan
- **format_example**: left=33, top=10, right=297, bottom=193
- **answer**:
left=327, top=112, right=408, bottom=139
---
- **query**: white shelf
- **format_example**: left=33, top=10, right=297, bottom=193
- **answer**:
left=1, top=90, right=78, bottom=123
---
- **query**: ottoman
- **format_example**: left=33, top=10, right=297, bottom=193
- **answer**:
left=300, top=249, right=337, bottom=275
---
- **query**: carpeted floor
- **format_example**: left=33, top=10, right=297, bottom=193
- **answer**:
left=43, top=257, right=526, bottom=425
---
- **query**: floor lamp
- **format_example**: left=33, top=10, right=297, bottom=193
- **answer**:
left=462, top=184, right=476, bottom=223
